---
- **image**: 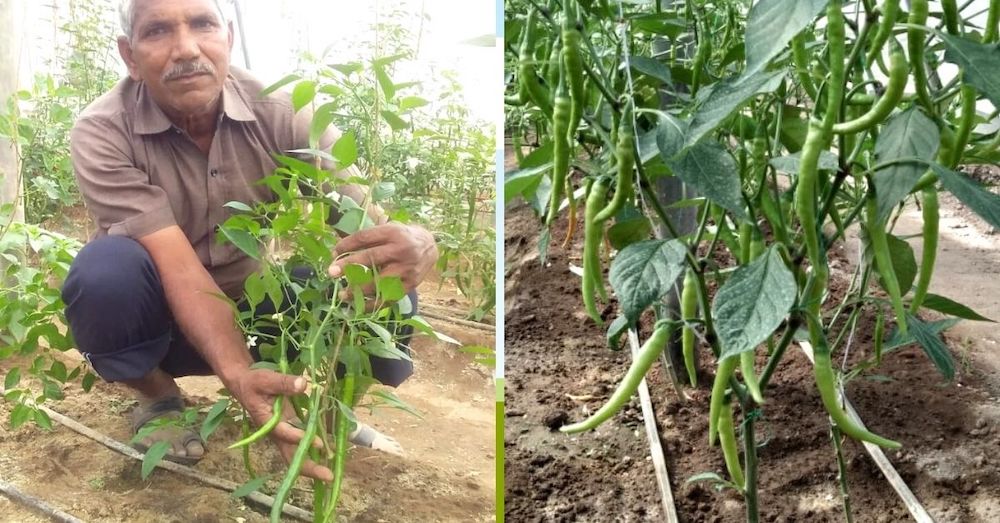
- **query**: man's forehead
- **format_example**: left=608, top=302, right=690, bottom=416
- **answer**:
left=132, top=0, right=222, bottom=24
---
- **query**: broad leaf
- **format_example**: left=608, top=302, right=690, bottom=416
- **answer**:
left=291, top=80, right=316, bottom=112
left=332, top=131, right=358, bottom=169
left=631, top=56, right=672, bottom=84
left=873, top=108, right=939, bottom=222
left=769, top=150, right=839, bottom=173
left=504, top=163, right=550, bottom=204
left=141, top=441, right=171, bottom=479
left=606, top=315, right=629, bottom=350
left=940, top=34, right=1000, bottom=107
left=745, top=0, right=827, bottom=74
left=686, top=69, right=784, bottom=148
left=519, top=142, right=553, bottom=168
left=877, top=234, right=917, bottom=295
left=309, top=103, right=337, bottom=148
left=921, top=293, right=995, bottom=322
left=656, top=112, right=688, bottom=160
left=905, top=313, right=955, bottom=381
left=713, top=246, right=797, bottom=360
left=258, top=73, right=301, bottom=97
left=885, top=318, right=960, bottom=350
left=667, top=141, right=748, bottom=221
left=200, top=398, right=230, bottom=441
left=609, top=239, right=687, bottom=324
left=218, top=226, right=259, bottom=260
left=607, top=211, right=652, bottom=250
left=380, top=110, right=408, bottom=131
left=932, top=164, right=1000, bottom=230
left=232, top=475, right=271, bottom=499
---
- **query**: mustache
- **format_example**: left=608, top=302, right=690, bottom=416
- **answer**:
left=162, top=61, right=215, bottom=82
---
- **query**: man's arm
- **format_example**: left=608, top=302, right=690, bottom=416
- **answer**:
left=137, top=226, right=333, bottom=481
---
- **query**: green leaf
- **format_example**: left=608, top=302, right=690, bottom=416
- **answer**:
left=10, top=403, right=31, bottom=429
left=218, top=226, right=260, bottom=260
left=399, top=96, right=429, bottom=111
left=291, top=80, right=317, bottom=112
left=940, top=34, right=1000, bottom=107
left=686, top=69, right=785, bottom=148
left=309, top=102, right=337, bottom=149
left=745, top=0, right=827, bottom=74
left=380, top=110, right=408, bottom=131
left=685, top=472, right=728, bottom=486
left=667, top=141, right=749, bottom=221
left=372, top=182, right=395, bottom=202
left=606, top=315, right=629, bottom=350
left=201, top=398, right=231, bottom=441
left=520, top=142, right=553, bottom=168
left=81, top=372, right=96, bottom=392
left=375, top=67, right=395, bottom=101
left=223, top=201, right=253, bottom=212
left=920, top=294, right=995, bottom=322
left=232, top=475, right=271, bottom=498
left=368, top=390, right=423, bottom=418
left=504, top=164, right=550, bottom=204
left=876, top=234, right=917, bottom=296
left=372, top=53, right=408, bottom=69
left=47, top=360, right=67, bottom=383
left=769, top=150, right=839, bottom=173
left=609, top=239, right=687, bottom=324
left=332, top=131, right=358, bottom=169
left=272, top=210, right=300, bottom=236
left=932, top=163, right=1000, bottom=230
left=328, top=62, right=363, bottom=75
left=141, top=441, right=171, bottom=480
left=4, top=367, right=20, bottom=390
left=630, top=56, right=672, bottom=85
left=656, top=112, right=688, bottom=160
left=376, top=276, right=406, bottom=302
left=33, top=409, right=52, bottom=430
left=885, top=318, right=960, bottom=350
left=873, top=108, right=939, bottom=222
left=712, top=246, right=797, bottom=360
left=258, top=74, right=301, bottom=97
left=905, top=313, right=955, bottom=381
left=607, top=211, right=652, bottom=250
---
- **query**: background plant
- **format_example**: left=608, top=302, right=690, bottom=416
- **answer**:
left=505, top=0, right=1000, bottom=520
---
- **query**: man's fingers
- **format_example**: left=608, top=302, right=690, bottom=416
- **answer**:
left=332, top=226, right=394, bottom=257
left=277, top=442, right=334, bottom=482
left=272, top=421, right=324, bottom=448
left=255, top=371, right=307, bottom=396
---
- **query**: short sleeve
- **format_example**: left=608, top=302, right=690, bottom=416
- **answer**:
left=70, top=116, right=177, bottom=238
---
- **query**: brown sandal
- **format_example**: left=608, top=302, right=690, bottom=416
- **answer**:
left=130, top=396, right=205, bottom=466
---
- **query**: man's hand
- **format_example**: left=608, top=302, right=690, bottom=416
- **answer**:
left=327, top=223, right=438, bottom=294
left=228, top=369, right=333, bottom=482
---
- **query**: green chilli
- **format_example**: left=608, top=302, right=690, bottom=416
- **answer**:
left=323, top=374, right=356, bottom=521
left=865, top=0, right=900, bottom=67
left=907, top=0, right=934, bottom=112
left=909, top=187, right=939, bottom=312
left=865, top=177, right=907, bottom=335
left=561, top=0, right=585, bottom=141
left=792, top=34, right=819, bottom=101
left=942, top=0, right=960, bottom=36
left=681, top=269, right=699, bottom=387
left=582, top=178, right=610, bottom=324
left=832, top=39, right=907, bottom=135
left=593, top=103, right=635, bottom=223
left=708, top=356, right=738, bottom=446
left=228, top=397, right=283, bottom=450
left=741, top=352, right=764, bottom=405
left=518, top=9, right=553, bottom=116
left=546, top=84, right=572, bottom=227
left=717, top=399, right=746, bottom=489
left=270, top=388, right=323, bottom=522
left=561, top=323, right=671, bottom=433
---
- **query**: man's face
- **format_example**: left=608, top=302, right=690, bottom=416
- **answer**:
left=118, top=0, right=233, bottom=119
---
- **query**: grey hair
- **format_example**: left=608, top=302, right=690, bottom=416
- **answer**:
left=118, top=0, right=229, bottom=40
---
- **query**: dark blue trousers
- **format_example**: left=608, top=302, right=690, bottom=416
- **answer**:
left=61, top=235, right=415, bottom=387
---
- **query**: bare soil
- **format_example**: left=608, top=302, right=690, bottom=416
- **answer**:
left=503, top=152, right=1000, bottom=522
left=0, top=226, right=496, bottom=522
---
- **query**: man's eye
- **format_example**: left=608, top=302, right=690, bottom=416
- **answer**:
left=145, top=27, right=167, bottom=37
left=193, top=20, right=216, bottom=29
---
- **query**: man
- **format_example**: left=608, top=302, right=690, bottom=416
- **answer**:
left=63, top=0, right=438, bottom=481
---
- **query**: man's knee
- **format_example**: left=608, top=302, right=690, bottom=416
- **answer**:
left=62, top=235, right=161, bottom=309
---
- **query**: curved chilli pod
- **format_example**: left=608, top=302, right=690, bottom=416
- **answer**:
left=593, top=102, right=635, bottom=223
left=865, top=0, right=900, bottom=67
left=546, top=84, right=573, bottom=226
left=561, top=323, right=671, bottom=433
left=717, top=399, right=746, bottom=490
left=561, top=0, right=585, bottom=141
left=582, top=178, right=610, bottom=324
left=909, top=187, right=939, bottom=312
left=518, top=9, right=553, bottom=116
left=708, top=356, right=738, bottom=446
left=831, top=38, right=907, bottom=135
left=865, top=175, right=907, bottom=335
left=681, top=269, right=699, bottom=387
left=809, top=315, right=902, bottom=449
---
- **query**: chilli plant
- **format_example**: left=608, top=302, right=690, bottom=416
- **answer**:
left=506, top=0, right=1000, bottom=520
left=189, top=65, right=455, bottom=522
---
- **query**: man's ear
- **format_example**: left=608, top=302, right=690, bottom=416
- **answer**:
left=117, top=36, right=141, bottom=81
left=227, top=21, right=234, bottom=51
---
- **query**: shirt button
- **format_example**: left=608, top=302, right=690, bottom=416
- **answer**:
left=210, top=169, right=218, bottom=177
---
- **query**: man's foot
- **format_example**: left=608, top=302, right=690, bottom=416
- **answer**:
left=131, top=396, right=205, bottom=465
left=350, top=423, right=404, bottom=457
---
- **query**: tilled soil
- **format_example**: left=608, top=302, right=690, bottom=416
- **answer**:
left=503, top=157, right=1000, bottom=522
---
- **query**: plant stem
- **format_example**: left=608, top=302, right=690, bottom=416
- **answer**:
left=831, top=424, right=855, bottom=523
left=741, top=405, right=760, bottom=523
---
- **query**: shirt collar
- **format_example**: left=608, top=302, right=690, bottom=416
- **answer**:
left=133, top=74, right=256, bottom=135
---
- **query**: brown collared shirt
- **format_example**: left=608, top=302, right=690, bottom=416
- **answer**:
left=70, top=67, right=341, bottom=298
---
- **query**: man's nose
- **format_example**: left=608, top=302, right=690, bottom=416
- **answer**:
left=171, top=26, right=201, bottom=61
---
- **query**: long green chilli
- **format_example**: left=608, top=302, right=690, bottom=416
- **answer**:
left=865, top=177, right=908, bottom=335
left=228, top=397, right=283, bottom=449
left=907, top=0, right=935, bottom=112
left=681, top=269, right=698, bottom=387
left=593, top=103, right=635, bottom=223
left=909, top=187, right=939, bottom=312
left=791, top=34, right=819, bottom=101
left=865, top=0, right=899, bottom=67
left=832, top=39, right=907, bottom=135
left=561, top=0, right=585, bottom=141
left=518, top=9, right=553, bottom=116
left=582, top=178, right=609, bottom=324
left=561, top=323, right=671, bottom=433
left=810, top=315, right=902, bottom=449
left=323, top=374, right=356, bottom=521
left=708, top=356, right=738, bottom=446
left=717, top=399, right=746, bottom=489
left=546, top=84, right=572, bottom=227
left=270, top=388, right=323, bottom=522
left=941, top=0, right=960, bottom=36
